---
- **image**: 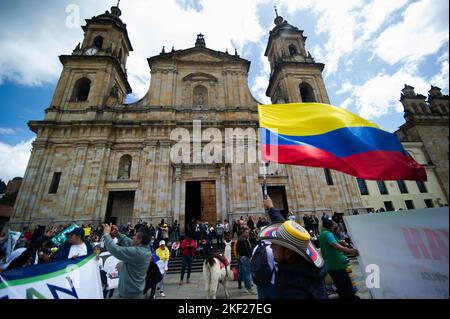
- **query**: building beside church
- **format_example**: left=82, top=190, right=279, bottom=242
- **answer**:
left=356, top=85, right=449, bottom=212
left=10, top=5, right=367, bottom=229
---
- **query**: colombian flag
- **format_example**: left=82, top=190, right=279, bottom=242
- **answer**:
left=258, top=103, right=426, bottom=181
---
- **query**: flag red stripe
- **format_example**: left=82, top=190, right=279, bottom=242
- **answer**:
left=261, top=144, right=427, bottom=181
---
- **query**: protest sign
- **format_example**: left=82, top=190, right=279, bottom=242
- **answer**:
left=99, top=252, right=120, bottom=290
left=344, top=207, right=449, bottom=299
left=51, top=224, right=78, bottom=247
left=0, top=254, right=103, bottom=299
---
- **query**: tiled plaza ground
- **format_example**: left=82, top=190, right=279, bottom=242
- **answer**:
left=111, top=258, right=371, bottom=299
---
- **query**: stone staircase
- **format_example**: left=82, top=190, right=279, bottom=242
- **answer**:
left=167, top=242, right=244, bottom=274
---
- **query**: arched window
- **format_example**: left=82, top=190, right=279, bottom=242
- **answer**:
left=193, top=85, right=208, bottom=108
left=93, top=36, right=104, bottom=49
left=299, top=82, right=315, bottom=102
left=71, top=77, right=91, bottom=102
left=288, top=44, right=297, bottom=56
left=118, top=48, right=123, bottom=60
left=118, top=155, right=132, bottom=179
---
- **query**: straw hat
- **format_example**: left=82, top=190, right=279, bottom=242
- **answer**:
left=259, top=220, right=324, bottom=268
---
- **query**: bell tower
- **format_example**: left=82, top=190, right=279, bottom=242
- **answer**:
left=265, top=9, right=330, bottom=105
left=50, top=3, right=132, bottom=111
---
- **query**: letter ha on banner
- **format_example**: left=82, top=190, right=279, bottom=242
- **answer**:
left=0, top=254, right=103, bottom=299
left=344, top=207, right=449, bottom=299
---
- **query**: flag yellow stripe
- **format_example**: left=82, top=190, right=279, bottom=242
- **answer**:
left=258, top=103, right=385, bottom=136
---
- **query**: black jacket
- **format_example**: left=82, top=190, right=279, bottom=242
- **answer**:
left=275, top=259, right=328, bottom=299
left=267, top=207, right=328, bottom=299
left=236, top=237, right=252, bottom=258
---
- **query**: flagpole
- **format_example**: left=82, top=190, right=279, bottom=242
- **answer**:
left=262, top=161, right=269, bottom=199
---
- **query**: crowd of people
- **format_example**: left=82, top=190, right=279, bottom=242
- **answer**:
left=0, top=200, right=360, bottom=299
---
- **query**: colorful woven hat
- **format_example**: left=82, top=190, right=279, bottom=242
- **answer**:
left=259, top=221, right=324, bottom=268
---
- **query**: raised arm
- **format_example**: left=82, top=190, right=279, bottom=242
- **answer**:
left=263, top=196, right=285, bottom=223
left=103, top=235, right=140, bottom=263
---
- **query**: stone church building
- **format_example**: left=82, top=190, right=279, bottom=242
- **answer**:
left=11, top=5, right=369, bottom=229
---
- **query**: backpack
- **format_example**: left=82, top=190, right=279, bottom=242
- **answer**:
left=250, top=241, right=274, bottom=286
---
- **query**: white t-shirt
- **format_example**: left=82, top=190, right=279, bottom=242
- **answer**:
left=68, top=243, right=87, bottom=259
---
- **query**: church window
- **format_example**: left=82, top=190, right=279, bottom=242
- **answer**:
left=356, top=178, right=369, bottom=195
left=416, top=181, right=427, bottom=193
left=193, top=85, right=208, bottom=108
left=118, top=155, right=132, bottom=179
left=324, top=168, right=334, bottom=185
left=397, top=180, right=408, bottom=194
left=71, top=77, right=91, bottom=102
left=299, top=82, right=315, bottom=102
left=118, top=48, right=123, bottom=60
left=377, top=181, right=388, bottom=195
left=93, top=36, right=104, bottom=49
left=288, top=44, right=297, bottom=56
left=49, top=172, right=61, bottom=194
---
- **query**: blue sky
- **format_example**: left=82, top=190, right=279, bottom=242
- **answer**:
left=0, top=0, right=448, bottom=182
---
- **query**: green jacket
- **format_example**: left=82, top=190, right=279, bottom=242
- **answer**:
left=319, top=229, right=349, bottom=271
left=104, top=234, right=151, bottom=298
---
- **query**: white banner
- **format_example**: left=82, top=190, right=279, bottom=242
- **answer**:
left=344, top=207, right=449, bottom=299
left=0, top=254, right=103, bottom=299
left=99, top=252, right=121, bottom=290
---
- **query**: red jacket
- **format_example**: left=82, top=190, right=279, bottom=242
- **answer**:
left=181, top=239, right=197, bottom=256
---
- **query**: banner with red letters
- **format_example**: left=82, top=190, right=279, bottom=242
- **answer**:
left=344, top=207, right=448, bottom=299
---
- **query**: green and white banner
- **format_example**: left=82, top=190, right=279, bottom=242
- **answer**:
left=0, top=254, right=103, bottom=299
left=344, top=207, right=449, bottom=299
left=51, top=224, right=78, bottom=247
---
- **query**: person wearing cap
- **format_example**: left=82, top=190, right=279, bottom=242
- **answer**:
left=154, top=240, right=170, bottom=297
left=261, top=196, right=328, bottom=299
left=102, top=224, right=151, bottom=299
left=320, top=219, right=359, bottom=299
left=53, top=227, right=93, bottom=261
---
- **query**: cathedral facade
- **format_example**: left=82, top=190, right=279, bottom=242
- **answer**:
left=10, top=5, right=366, bottom=230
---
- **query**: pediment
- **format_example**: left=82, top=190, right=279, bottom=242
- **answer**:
left=177, top=52, right=223, bottom=63
left=182, top=72, right=218, bottom=82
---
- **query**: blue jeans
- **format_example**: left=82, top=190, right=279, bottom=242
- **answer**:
left=257, top=283, right=276, bottom=299
left=180, top=255, right=193, bottom=281
left=240, top=256, right=252, bottom=290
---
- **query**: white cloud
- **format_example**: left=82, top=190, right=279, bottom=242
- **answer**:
left=274, top=0, right=410, bottom=77
left=348, top=65, right=431, bottom=119
left=0, top=0, right=266, bottom=100
left=373, top=0, right=449, bottom=65
left=430, top=51, right=449, bottom=91
left=0, top=128, right=15, bottom=135
left=0, top=139, right=33, bottom=182
left=340, top=98, right=353, bottom=109
left=336, top=82, right=354, bottom=95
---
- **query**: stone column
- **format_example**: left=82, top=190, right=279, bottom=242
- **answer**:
left=220, top=165, right=227, bottom=221
left=135, top=140, right=158, bottom=218
left=155, top=141, right=172, bottom=219
left=173, top=165, right=182, bottom=224
left=65, top=140, right=89, bottom=219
